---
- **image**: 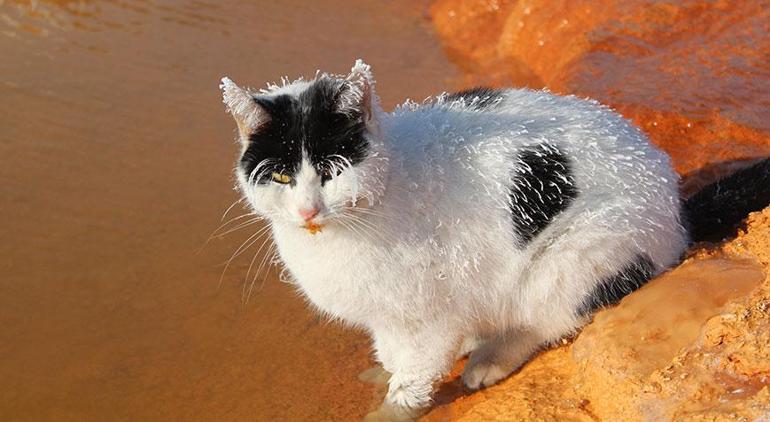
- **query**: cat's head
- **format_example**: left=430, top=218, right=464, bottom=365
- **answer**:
left=220, top=60, right=388, bottom=234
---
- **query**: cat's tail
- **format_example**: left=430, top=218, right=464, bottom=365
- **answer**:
left=683, top=157, right=770, bottom=242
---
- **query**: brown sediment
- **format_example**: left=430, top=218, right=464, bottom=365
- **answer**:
left=427, top=0, right=770, bottom=419
left=0, top=1, right=459, bottom=420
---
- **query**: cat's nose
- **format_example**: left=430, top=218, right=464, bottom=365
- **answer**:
left=298, top=207, right=320, bottom=221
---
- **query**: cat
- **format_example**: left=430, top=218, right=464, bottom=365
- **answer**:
left=219, top=60, right=770, bottom=420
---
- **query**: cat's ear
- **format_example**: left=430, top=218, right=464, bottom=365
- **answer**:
left=220, top=77, right=270, bottom=141
left=339, top=59, right=379, bottom=126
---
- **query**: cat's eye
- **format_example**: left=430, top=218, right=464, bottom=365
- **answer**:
left=271, top=172, right=292, bottom=184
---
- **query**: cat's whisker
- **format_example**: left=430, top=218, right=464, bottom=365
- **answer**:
left=240, top=248, right=265, bottom=301
left=344, top=205, right=387, bottom=214
left=333, top=215, right=366, bottom=240
left=218, top=224, right=273, bottom=288
left=328, top=154, right=353, bottom=172
left=220, top=197, right=247, bottom=221
left=248, top=158, right=276, bottom=185
left=343, top=206, right=393, bottom=220
left=217, top=211, right=261, bottom=230
left=242, top=246, right=273, bottom=305
left=341, top=207, right=389, bottom=228
left=197, top=212, right=262, bottom=254
left=244, top=243, right=277, bottom=305
left=337, top=218, right=373, bottom=245
left=342, top=211, right=380, bottom=232
left=242, top=225, right=275, bottom=294
left=200, top=218, right=264, bottom=255
left=256, top=245, right=278, bottom=292
left=340, top=212, right=392, bottom=245
left=209, top=217, right=263, bottom=240
left=355, top=220, right=396, bottom=245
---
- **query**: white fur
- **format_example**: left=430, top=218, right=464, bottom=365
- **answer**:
left=222, top=61, right=686, bottom=416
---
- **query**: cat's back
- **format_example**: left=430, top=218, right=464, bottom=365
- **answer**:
left=381, top=87, right=681, bottom=241
left=385, top=87, right=676, bottom=198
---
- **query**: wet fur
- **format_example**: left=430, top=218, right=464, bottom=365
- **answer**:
left=220, top=60, right=688, bottom=416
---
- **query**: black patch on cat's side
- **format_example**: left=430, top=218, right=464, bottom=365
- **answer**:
left=240, top=77, right=370, bottom=184
left=577, top=254, right=655, bottom=317
left=509, top=144, right=577, bottom=246
left=445, top=87, right=504, bottom=110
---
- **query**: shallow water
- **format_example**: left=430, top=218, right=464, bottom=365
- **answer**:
left=0, top=1, right=459, bottom=420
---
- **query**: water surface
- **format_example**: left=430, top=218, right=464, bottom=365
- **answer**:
left=0, top=1, right=459, bottom=420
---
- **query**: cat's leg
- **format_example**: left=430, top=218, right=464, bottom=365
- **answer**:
left=455, top=334, right=482, bottom=359
left=461, top=328, right=543, bottom=389
left=365, top=323, right=460, bottom=421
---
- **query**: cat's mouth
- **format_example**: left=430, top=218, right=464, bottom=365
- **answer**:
left=303, top=221, right=324, bottom=235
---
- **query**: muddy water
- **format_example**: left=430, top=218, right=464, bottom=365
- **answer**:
left=0, top=1, right=458, bottom=420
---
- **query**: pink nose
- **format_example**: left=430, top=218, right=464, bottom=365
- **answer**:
left=298, top=207, right=320, bottom=221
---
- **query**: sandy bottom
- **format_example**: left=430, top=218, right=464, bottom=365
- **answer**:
left=0, top=1, right=459, bottom=420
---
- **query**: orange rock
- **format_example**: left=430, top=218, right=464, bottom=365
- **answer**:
left=425, top=207, right=770, bottom=420
left=427, top=1, right=770, bottom=418
left=430, top=0, right=770, bottom=174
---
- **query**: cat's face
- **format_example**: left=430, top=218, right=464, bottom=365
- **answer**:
left=221, top=61, right=385, bottom=234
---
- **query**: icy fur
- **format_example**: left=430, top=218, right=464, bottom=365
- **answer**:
left=222, top=61, right=686, bottom=417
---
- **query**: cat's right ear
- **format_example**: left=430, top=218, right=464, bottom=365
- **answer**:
left=220, top=77, right=269, bottom=142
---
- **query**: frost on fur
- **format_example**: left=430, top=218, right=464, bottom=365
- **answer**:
left=220, top=77, right=269, bottom=134
left=220, top=59, right=690, bottom=416
left=337, top=59, right=379, bottom=123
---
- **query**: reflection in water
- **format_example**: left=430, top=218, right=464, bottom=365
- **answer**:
left=0, top=1, right=458, bottom=420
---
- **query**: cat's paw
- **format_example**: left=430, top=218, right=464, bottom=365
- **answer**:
left=363, top=401, right=426, bottom=422
left=461, top=360, right=510, bottom=390
left=368, top=372, right=432, bottom=421
left=462, top=331, right=541, bottom=390
left=455, top=336, right=481, bottom=359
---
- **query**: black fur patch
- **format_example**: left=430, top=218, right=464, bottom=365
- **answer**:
left=444, top=87, right=504, bottom=110
left=577, top=254, right=655, bottom=316
left=240, top=77, right=370, bottom=184
left=509, top=144, right=577, bottom=246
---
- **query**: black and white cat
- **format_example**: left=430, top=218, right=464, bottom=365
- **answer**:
left=219, top=60, right=769, bottom=419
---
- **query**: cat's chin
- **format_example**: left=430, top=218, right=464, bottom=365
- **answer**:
left=301, top=220, right=324, bottom=235
left=280, top=219, right=330, bottom=235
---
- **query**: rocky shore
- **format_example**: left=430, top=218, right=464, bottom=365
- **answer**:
left=425, top=1, right=770, bottom=419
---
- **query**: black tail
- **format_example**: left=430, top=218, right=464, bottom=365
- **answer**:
left=684, top=158, right=770, bottom=242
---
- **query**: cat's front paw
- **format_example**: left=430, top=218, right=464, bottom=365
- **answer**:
left=365, top=373, right=432, bottom=421
left=363, top=400, right=427, bottom=422
left=461, top=360, right=510, bottom=390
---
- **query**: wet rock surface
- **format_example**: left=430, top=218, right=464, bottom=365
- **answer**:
left=431, top=0, right=770, bottom=176
left=427, top=0, right=770, bottom=419
left=426, top=200, right=770, bottom=422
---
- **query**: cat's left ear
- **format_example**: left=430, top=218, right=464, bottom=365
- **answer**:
left=219, top=77, right=270, bottom=142
left=340, top=59, right=380, bottom=127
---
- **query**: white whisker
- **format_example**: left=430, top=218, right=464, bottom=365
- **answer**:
left=220, top=197, right=246, bottom=221
left=218, top=224, right=272, bottom=288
